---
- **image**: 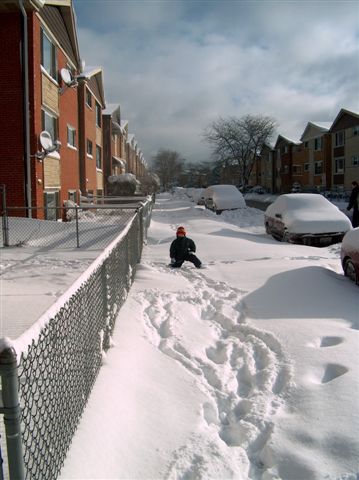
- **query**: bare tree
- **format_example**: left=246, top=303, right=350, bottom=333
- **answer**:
left=203, top=114, right=276, bottom=190
left=151, top=149, right=184, bottom=191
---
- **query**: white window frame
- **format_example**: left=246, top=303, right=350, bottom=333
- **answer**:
left=353, top=125, right=359, bottom=136
left=67, top=125, right=76, bottom=148
left=42, top=108, right=58, bottom=143
left=335, top=131, right=345, bottom=147
left=96, top=145, right=102, bottom=169
left=334, top=157, right=345, bottom=174
left=87, top=139, right=93, bottom=157
left=95, top=102, right=102, bottom=128
left=314, top=137, right=322, bottom=151
left=352, top=155, right=359, bottom=167
left=85, top=88, right=92, bottom=108
left=314, top=161, right=323, bottom=175
left=41, top=29, right=57, bottom=80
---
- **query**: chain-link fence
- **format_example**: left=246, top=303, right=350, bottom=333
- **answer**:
left=0, top=198, right=153, bottom=479
left=0, top=198, right=151, bottom=250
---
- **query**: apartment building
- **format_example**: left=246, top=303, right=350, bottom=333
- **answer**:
left=330, top=109, right=359, bottom=191
left=77, top=66, right=106, bottom=198
left=274, top=135, right=299, bottom=193
left=295, top=122, right=332, bottom=192
left=102, top=104, right=128, bottom=195
left=259, top=143, right=275, bottom=193
left=0, top=0, right=81, bottom=218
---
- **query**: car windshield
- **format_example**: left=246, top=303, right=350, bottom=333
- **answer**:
left=283, top=194, right=335, bottom=211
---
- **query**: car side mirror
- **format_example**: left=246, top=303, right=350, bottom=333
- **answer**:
left=275, top=213, right=282, bottom=219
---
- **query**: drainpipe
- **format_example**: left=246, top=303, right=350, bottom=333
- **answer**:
left=18, top=0, right=32, bottom=217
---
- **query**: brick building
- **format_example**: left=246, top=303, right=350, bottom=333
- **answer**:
left=77, top=66, right=106, bottom=198
left=330, top=109, right=359, bottom=192
left=0, top=0, right=81, bottom=218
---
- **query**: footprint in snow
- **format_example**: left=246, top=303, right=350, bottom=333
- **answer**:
left=139, top=272, right=293, bottom=476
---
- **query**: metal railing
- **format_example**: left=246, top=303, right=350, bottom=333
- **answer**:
left=0, top=198, right=153, bottom=479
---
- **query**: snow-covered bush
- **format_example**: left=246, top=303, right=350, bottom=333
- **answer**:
left=63, top=199, right=78, bottom=221
left=108, top=174, right=139, bottom=196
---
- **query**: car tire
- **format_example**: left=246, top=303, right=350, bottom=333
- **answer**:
left=344, top=258, right=358, bottom=284
left=282, top=230, right=289, bottom=243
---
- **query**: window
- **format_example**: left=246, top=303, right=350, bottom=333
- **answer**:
left=314, top=137, right=322, bottom=151
left=96, top=145, right=102, bottom=169
left=41, top=29, right=57, bottom=80
left=283, top=165, right=289, bottom=174
left=352, top=155, right=359, bottom=166
left=334, top=158, right=345, bottom=174
left=67, top=125, right=76, bottom=147
left=353, top=125, right=359, bottom=136
left=96, top=102, right=102, bottom=127
left=304, top=163, right=310, bottom=172
left=87, top=139, right=93, bottom=156
left=314, top=161, right=323, bottom=175
left=68, top=190, right=77, bottom=202
left=44, top=191, right=59, bottom=220
left=86, top=88, right=92, bottom=108
left=304, top=141, right=309, bottom=148
left=335, top=131, right=345, bottom=147
left=292, top=165, right=302, bottom=175
left=42, top=109, right=58, bottom=143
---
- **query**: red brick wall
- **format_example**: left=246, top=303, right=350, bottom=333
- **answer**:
left=29, top=14, right=44, bottom=212
left=78, top=83, right=101, bottom=196
left=0, top=12, right=26, bottom=208
left=58, top=54, right=79, bottom=205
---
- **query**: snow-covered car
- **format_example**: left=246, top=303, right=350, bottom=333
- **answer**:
left=188, top=188, right=204, bottom=204
left=341, top=228, right=359, bottom=285
left=203, top=184, right=246, bottom=214
left=291, top=182, right=302, bottom=193
left=264, top=193, right=352, bottom=246
left=248, top=185, right=266, bottom=194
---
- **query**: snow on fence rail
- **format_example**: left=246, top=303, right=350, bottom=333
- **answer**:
left=0, top=198, right=153, bottom=480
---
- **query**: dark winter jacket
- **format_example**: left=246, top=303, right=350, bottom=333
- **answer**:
left=347, top=185, right=359, bottom=212
left=170, top=236, right=196, bottom=260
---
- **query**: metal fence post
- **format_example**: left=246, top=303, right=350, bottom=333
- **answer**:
left=75, top=205, right=80, bottom=248
left=1, top=185, right=9, bottom=247
left=0, top=347, right=25, bottom=480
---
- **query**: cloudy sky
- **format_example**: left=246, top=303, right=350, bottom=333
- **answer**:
left=73, top=0, right=359, bottom=165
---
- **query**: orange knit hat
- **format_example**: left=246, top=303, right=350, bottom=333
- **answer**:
left=176, top=226, right=186, bottom=236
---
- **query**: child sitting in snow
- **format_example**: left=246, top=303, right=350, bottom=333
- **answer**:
left=169, top=226, right=202, bottom=269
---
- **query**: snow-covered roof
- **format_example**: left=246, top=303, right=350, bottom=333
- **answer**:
left=78, top=66, right=102, bottom=79
left=112, top=156, right=126, bottom=167
left=127, top=134, right=135, bottom=145
left=311, top=121, right=331, bottom=130
left=103, top=103, right=120, bottom=115
left=274, top=134, right=300, bottom=147
left=300, top=121, right=331, bottom=141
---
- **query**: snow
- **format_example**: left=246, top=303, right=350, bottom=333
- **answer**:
left=203, top=184, right=246, bottom=210
left=265, top=194, right=352, bottom=234
left=1, top=192, right=358, bottom=479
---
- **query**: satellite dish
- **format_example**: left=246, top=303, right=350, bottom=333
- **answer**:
left=39, top=131, right=55, bottom=151
left=60, top=68, right=73, bottom=86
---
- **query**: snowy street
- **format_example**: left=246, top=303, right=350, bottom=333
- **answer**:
left=59, top=192, right=358, bottom=479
